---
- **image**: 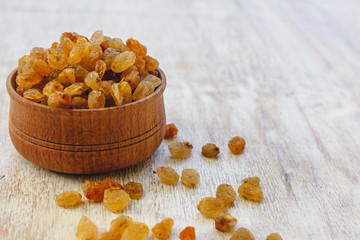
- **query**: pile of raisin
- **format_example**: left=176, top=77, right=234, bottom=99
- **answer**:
left=16, top=30, right=161, bottom=109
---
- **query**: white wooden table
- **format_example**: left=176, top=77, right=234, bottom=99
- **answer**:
left=0, top=0, right=359, bottom=239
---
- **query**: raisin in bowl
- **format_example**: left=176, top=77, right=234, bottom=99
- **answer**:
left=6, top=67, right=166, bottom=174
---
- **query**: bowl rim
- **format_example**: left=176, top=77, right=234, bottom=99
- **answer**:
left=6, top=67, right=166, bottom=112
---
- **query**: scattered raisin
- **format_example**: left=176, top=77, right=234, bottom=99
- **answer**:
left=228, top=136, right=246, bottom=154
left=179, top=226, right=195, bottom=240
left=164, top=123, right=178, bottom=139
left=97, top=231, right=122, bottom=240
left=202, top=143, right=220, bottom=158
left=266, top=233, right=283, bottom=240
left=151, top=218, right=174, bottom=239
left=85, top=182, right=107, bottom=202
left=238, top=182, right=263, bottom=202
left=121, top=222, right=149, bottom=240
left=76, top=216, right=98, bottom=240
left=55, top=191, right=82, bottom=208
left=157, top=166, right=179, bottom=185
left=103, top=188, right=130, bottom=213
left=216, top=184, right=236, bottom=206
left=215, top=213, right=237, bottom=232
left=230, top=227, right=255, bottom=240
left=197, top=197, right=226, bottom=219
left=168, top=141, right=193, bottom=159
left=124, top=182, right=143, bottom=200
left=242, top=177, right=260, bottom=187
left=110, top=215, right=133, bottom=235
left=181, top=169, right=200, bottom=188
left=104, top=177, right=123, bottom=189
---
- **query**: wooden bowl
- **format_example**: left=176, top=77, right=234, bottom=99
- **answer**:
left=6, top=68, right=166, bottom=174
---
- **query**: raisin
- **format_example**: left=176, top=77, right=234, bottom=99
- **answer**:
left=242, top=177, right=260, bottom=187
left=215, top=213, right=237, bottom=232
left=98, top=80, right=114, bottom=99
left=143, top=74, right=161, bottom=88
left=134, top=57, right=146, bottom=73
left=85, top=71, right=101, bottom=90
left=47, top=48, right=68, bottom=70
left=121, top=222, right=149, bottom=240
left=120, top=65, right=137, bottom=78
left=47, top=91, right=72, bottom=109
left=79, top=50, right=101, bottom=71
left=43, top=80, right=64, bottom=97
left=29, top=57, right=50, bottom=76
left=72, top=96, right=88, bottom=109
left=23, top=89, right=45, bottom=102
left=197, top=197, right=226, bottom=218
left=102, top=48, right=119, bottom=70
left=85, top=182, right=107, bottom=202
left=16, top=65, right=43, bottom=90
left=168, top=141, right=193, bottom=159
left=145, top=55, right=159, bottom=71
left=16, top=85, right=26, bottom=95
left=216, top=184, right=236, bottom=206
left=57, top=68, right=76, bottom=85
left=30, top=47, right=47, bottom=61
left=230, top=227, right=255, bottom=240
left=76, top=216, right=98, bottom=240
left=72, top=64, right=89, bottom=82
left=64, top=83, right=88, bottom=95
left=95, top=59, right=107, bottom=78
left=18, top=55, right=30, bottom=74
left=266, top=233, right=282, bottom=240
left=97, top=232, right=122, bottom=240
left=202, top=143, right=220, bottom=158
left=110, top=215, right=133, bottom=234
left=68, top=42, right=91, bottom=65
left=90, top=30, right=104, bottom=44
left=55, top=191, right=82, bottom=208
left=88, top=90, right=106, bottom=109
left=156, top=166, right=179, bottom=185
left=179, top=226, right=195, bottom=240
left=120, top=70, right=140, bottom=90
left=111, top=51, right=136, bottom=73
left=238, top=182, right=263, bottom=202
left=104, top=177, right=122, bottom=189
left=103, top=188, right=130, bottom=213
left=108, top=38, right=128, bottom=52
left=151, top=218, right=174, bottom=240
left=228, top=136, right=246, bottom=154
left=164, top=123, right=178, bottom=139
left=181, top=169, right=200, bottom=188
left=126, top=38, right=147, bottom=58
left=124, top=182, right=143, bottom=200
left=58, top=37, right=75, bottom=55
left=60, top=32, right=79, bottom=43
left=132, top=80, right=155, bottom=101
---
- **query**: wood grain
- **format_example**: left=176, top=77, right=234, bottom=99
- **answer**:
left=6, top=68, right=166, bottom=174
left=0, top=0, right=359, bottom=239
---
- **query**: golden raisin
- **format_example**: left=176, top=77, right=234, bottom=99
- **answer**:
left=216, top=184, right=236, bottom=206
left=145, top=55, right=159, bottom=71
left=95, top=59, right=107, bottom=78
left=97, top=232, right=122, bottom=240
left=103, top=188, right=130, bottom=213
left=85, top=182, right=107, bottom=202
left=105, top=177, right=123, bottom=189
left=84, top=71, right=101, bottom=90
left=76, top=216, right=98, bottom=240
left=81, top=180, right=94, bottom=194
left=179, top=226, right=195, bottom=240
left=215, top=213, right=237, bottom=232
left=43, top=80, right=64, bottom=97
left=168, top=141, right=193, bottom=159
left=29, top=57, right=50, bottom=76
left=151, top=218, right=174, bottom=240
left=111, top=51, right=136, bottom=73
left=47, top=48, right=68, bottom=70
left=181, top=169, right=200, bottom=188
left=228, top=136, right=246, bottom=154
left=238, top=182, right=263, bottom=202
left=197, top=197, right=226, bottom=218
left=23, top=89, right=45, bottom=102
left=47, top=91, right=72, bottom=109
left=164, top=123, right=178, bottom=139
left=110, top=215, right=133, bottom=235
left=110, top=82, right=132, bottom=106
left=143, top=74, right=161, bottom=88
left=157, top=166, right=179, bottom=185
left=64, top=83, right=88, bottom=95
left=242, top=177, right=260, bottom=187
left=90, top=30, right=104, bottom=44
left=72, top=96, right=88, bottom=109
left=55, top=191, right=82, bottom=208
left=126, top=38, right=147, bottom=58
left=88, top=90, right=106, bottom=109
left=98, top=80, right=114, bottom=99
left=121, top=222, right=149, bottom=240
left=102, top=48, right=119, bottom=70
left=68, top=42, right=91, bottom=65
left=132, top=80, right=155, bottom=101
left=266, top=233, right=283, bottom=240
left=202, top=143, right=220, bottom=158
left=230, top=227, right=255, bottom=240
left=120, top=70, right=140, bottom=90
left=124, top=182, right=143, bottom=200
left=18, top=55, right=30, bottom=74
